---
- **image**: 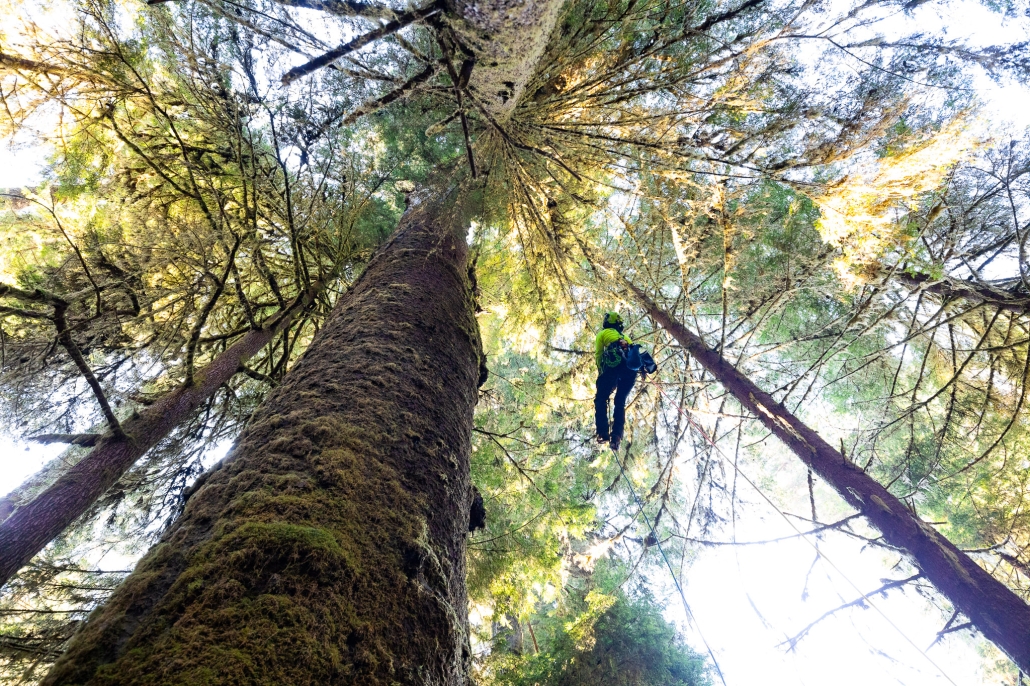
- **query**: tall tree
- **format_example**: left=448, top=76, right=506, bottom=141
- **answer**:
left=34, top=0, right=563, bottom=678
left=42, top=194, right=486, bottom=684
left=0, top=278, right=326, bottom=586
left=0, top=0, right=402, bottom=587
left=620, top=276, right=1030, bottom=670
left=3, top=0, right=1030, bottom=678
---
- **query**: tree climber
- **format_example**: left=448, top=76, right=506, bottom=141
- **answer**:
left=594, top=311, right=636, bottom=451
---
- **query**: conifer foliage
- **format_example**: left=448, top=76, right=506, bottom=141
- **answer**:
left=1, top=0, right=1029, bottom=680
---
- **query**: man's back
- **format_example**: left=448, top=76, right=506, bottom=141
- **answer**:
left=595, top=328, right=631, bottom=372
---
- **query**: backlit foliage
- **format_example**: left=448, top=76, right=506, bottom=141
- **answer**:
left=1, top=0, right=1029, bottom=679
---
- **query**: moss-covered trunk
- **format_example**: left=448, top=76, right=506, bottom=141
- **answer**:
left=42, top=198, right=483, bottom=685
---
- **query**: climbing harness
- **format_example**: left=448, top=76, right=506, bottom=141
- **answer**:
left=624, top=344, right=643, bottom=371
left=601, top=342, right=658, bottom=374
left=600, top=341, right=626, bottom=370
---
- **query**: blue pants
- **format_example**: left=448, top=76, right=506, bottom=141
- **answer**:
left=594, top=364, right=637, bottom=441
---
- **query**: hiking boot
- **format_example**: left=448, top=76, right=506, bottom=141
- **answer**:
left=610, top=436, right=621, bottom=452
left=596, top=434, right=609, bottom=445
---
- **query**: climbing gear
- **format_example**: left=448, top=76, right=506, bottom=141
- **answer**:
left=601, top=340, right=627, bottom=370
left=621, top=344, right=657, bottom=375
left=595, top=338, right=654, bottom=443
left=596, top=324, right=632, bottom=372
left=640, top=349, right=657, bottom=374
left=625, top=343, right=643, bottom=371
left=602, top=311, right=624, bottom=332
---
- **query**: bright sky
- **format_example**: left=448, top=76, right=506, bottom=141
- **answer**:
left=657, top=440, right=1004, bottom=686
left=658, top=3, right=1030, bottom=678
left=0, top=143, right=46, bottom=188
left=1, top=0, right=1029, bottom=682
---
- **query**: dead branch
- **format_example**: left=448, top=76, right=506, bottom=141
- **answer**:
left=280, top=1, right=442, bottom=85
left=28, top=434, right=102, bottom=447
left=781, top=573, right=923, bottom=650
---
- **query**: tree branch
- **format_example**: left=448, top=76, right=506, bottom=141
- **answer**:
left=53, top=303, right=123, bottom=438
left=780, top=574, right=923, bottom=650
left=897, top=270, right=1030, bottom=314
left=185, top=235, right=243, bottom=385
left=28, top=433, right=102, bottom=447
left=304, top=61, right=440, bottom=142
left=437, top=34, right=477, bottom=177
left=237, top=364, right=278, bottom=386
left=0, top=52, right=71, bottom=76
left=280, top=1, right=442, bottom=85
left=272, top=0, right=400, bottom=18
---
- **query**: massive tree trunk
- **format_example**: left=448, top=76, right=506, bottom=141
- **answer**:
left=41, top=198, right=484, bottom=685
left=32, top=0, right=561, bottom=676
left=0, top=282, right=323, bottom=590
left=624, top=281, right=1030, bottom=673
left=446, top=0, right=564, bottom=120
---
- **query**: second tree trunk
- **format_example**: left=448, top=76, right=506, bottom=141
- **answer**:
left=627, top=281, right=1030, bottom=673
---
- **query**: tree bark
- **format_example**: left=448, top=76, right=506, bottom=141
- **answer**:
left=625, top=281, right=1030, bottom=674
left=41, top=197, right=484, bottom=685
left=445, top=0, right=565, bottom=122
left=895, top=271, right=1030, bottom=315
left=0, top=282, right=323, bottom=589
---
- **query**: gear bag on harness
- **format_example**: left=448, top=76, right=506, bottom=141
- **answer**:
left=624, top=344, right=657, bottom=374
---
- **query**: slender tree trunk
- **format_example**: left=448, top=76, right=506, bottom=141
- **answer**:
left=625, top=281, right=1030, bottom=673
left=42, top=197, right=484, bottom=685
left=0, top=281, right=324, bottom=589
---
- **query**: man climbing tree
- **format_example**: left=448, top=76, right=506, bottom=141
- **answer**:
left=594, top=312, right=637, bottom=452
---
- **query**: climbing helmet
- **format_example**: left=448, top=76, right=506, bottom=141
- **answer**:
left=603, top=311, right=624, bottom=331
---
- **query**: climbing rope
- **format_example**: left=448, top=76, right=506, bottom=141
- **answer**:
left=609, top=443, right=730, bottom=686
left=641, top=378, right=961, bottom=686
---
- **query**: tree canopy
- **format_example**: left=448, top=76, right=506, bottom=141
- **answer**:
left=1, top=0, right=1029, bottom=680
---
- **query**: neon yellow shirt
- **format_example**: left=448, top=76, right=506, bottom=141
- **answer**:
left=595, top=328, right=631, bottom=372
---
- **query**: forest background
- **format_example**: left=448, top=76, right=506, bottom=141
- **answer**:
left=1, top=0, right=1029, bottom=682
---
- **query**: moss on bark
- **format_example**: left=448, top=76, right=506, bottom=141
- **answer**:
left=43, top=197, right=483, bottom=686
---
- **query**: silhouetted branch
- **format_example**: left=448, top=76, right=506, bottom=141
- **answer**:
left=28, top=434, right=102, bottom=447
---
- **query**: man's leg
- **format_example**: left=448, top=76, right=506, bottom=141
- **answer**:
left=594, top=368, right=619, bottom=441
left=610, top=367, right=638, bottom=445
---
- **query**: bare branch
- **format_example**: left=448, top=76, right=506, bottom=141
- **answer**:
left=280, top=1, right=443, bottom=85
left=781, top=574, right=923, bottom=650
left=53, top=303, right=123, bottom=438
left=28, top=434, right=102, bottom=447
